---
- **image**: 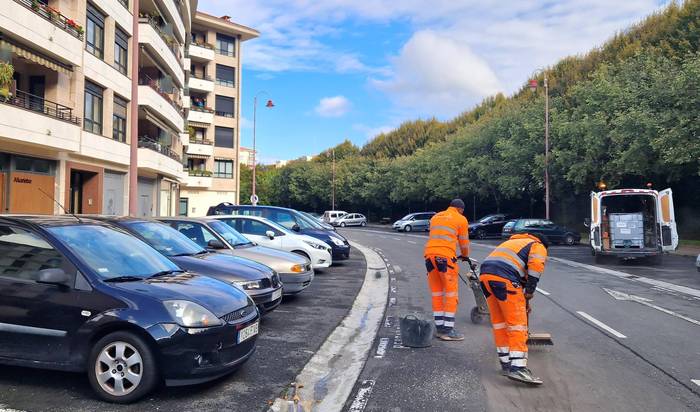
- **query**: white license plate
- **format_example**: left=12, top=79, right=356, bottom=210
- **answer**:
left=271, top=288, right=282, bottom=301
left=238, top=322, right=259, bottom=343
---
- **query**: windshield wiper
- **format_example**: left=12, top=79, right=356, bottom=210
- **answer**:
left=233, top=242, right=253, bottom=248
left=148, top=269, right=185, bottom=279
left=104, top=275, right=145, bottom=283
left=171, top=250, right=208, bottom=257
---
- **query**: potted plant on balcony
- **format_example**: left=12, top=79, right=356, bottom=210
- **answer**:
left=0, top=62, right=14, bottom=102
left=202, top=170, right=213, bottom=177
left=66, top=19, right=83, bottom=36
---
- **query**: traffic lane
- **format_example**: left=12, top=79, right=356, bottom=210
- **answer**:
left=341, top=231, right=700, bottom=411
left=0, top=256, right=366, bottom=411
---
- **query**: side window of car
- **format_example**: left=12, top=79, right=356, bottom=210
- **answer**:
left=240, top=219, right=271, bottom=236
left=174, top=222, right=205, bottom=247
left=0, top=225, right=66, bottom=282
left=272, top=211, right=297, bottom=230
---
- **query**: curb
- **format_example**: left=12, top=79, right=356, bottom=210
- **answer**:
left=269, top=242, right=389, bottom=412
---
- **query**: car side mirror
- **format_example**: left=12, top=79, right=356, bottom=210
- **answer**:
left=584, top=218, right=591, bottom=228
left=37, top=268, right=70, bottom=286
left=266, top=230, right=276, bottom=240
left=207, top=239, right=226, bottom=250
left=292, top=224, right=300, bottom=232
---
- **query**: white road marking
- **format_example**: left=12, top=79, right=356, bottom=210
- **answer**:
left=536, top=287, right=551, bottom=296
left=577, top=311, right=627, bottom=339
left=391, top=237, right=401, bottom=241
left=691, top=379, right=700, bottom=387
left=348, top=380, right=376, bottom=412
left=407, top=240, right=417, bottom=244
left=604, top=288, right=700, bottom=327
left=375, top=338, right=389, bottom=358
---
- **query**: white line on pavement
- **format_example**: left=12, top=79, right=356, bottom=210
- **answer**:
left=536, top=287, right=551, bottom=296
left=348, top=380, right=376, bottom=412
left=691, top=379, right=700, bottom=387
left=391, top=237, right=401, bottom=241
left=604, top=288, right=700, bottom=327
left=577, top=311, right=627, bottom=339
left=407, top=240, right=417, bottom=244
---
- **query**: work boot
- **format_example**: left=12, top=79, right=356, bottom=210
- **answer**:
left=437, top=328, right=464, bottom=341
left=507, top=367, right=543, bottom=385
left=500, top=362, right=512, bottom=376
left=434, top=326, right=447, bottom=338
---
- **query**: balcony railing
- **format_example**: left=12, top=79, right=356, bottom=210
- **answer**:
left=189, top=105, right=214, bottom=113
left=138, top=136, right=181, bottom=162
left=1, top=89, right=80, bottom=125
left=189, top=138, right=213, bottom=145
left=14, top=0, right=84, bottom=40
left=190, top=73, right=212, bottom=81
left=139, top=74, right=183, bottom=114
left=188, top=169, right=213, bottom=177
left=139, top=16, right=181, bottom=61
left=191, top=41, right=215, bottom=50
left=215, top=111, right=234, bottom=118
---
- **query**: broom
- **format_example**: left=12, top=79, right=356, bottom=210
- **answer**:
left=526, top=300, right=553, bottom=346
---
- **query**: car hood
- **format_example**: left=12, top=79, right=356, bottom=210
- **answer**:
left=171, top=253, right=273, bottom=283
left=232, top=245, right=309, bottom=273
left=107, top=273, right=249, bottom=317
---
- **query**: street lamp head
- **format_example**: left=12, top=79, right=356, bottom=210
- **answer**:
left=266, top=99, right=275, bottom=108
left=528, top=79, right=538, bottom=92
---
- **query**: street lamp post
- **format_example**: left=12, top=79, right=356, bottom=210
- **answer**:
left=251, top=92, right=274, bottom=206
left=529, top=73, right=550, bottom=220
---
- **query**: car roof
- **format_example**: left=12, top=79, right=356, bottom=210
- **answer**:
left=79, top=215, right=162, bottom=225
left=0, top=214, right=113, bottom=228
left=213, top=203, right=298, bottom=213
left=158, top=216, right=217, bottom=223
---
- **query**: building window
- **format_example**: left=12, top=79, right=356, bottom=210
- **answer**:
left=214, top=160, right=233, bottom=179
left=114, top=26, right=129, bottom=75
left=84, top=81, right=104, bottom=134
left=216, top=34, right=236, bottom=57
left=214, top=126, right=234, bottom=148
left=113, top=95, right=128, bottom=142
left=216, top=65, right=235, bottom=87
left=179, top=198, right=188, bottom=216
left=215, top=95, right=235, bottom=118
left=118, top=0, right=129, bottom=9
left=14, top=156, right=53, bottom=174
left=86, top=3, right=105, bottom=59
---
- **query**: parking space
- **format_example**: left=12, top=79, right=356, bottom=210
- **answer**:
left=0, top=255, right=366, bottom=412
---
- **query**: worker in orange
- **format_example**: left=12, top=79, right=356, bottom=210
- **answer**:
left=479, top=232, right=549, bottom=385
left=424, top=199, right=473, bottom=341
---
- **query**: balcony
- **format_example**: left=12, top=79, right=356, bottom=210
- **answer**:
left=188, top=74, right=214, bottom=93
left=0, top=90, right=80, bottom=152
left=1, top=0, right=83, bottom=66
left=188, top=43, right=215, bottom=61
left=183, top=170, right=213, bottom=188
left=187, top=106, right=214, bottom=124
left=186, top=139, right=214, bottom=157
left=137, top=136, right=183, bottom=180
left=157, top=0, right=185, bottom=43
left=138, top=79, right=184, bottom=132
left=139, top=17, right=184, bottom=87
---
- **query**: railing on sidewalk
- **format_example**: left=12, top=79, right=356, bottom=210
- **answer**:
left=138, top=136, right=182, bottom=162
left=14, top=0, right=84, bottom=40
left=138, top=74, right=183, bottom=113
left=0, top=89, right=80, bottom=125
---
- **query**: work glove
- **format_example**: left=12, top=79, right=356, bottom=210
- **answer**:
left=524, top=291, right=535, bottom=300
left=461, top=257, right=478, bottom=271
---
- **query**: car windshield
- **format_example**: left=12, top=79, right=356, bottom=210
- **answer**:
left=400, top=214, right=413, bottom=220
left=47, top=225, right=179, bottom=279
left=126, top=221, right=205, bottom=257
left=208, top=220, right=253, bottom=246
left=297, top=211, right=327, bottom=230
left=479, top=215, right=496, bottom=223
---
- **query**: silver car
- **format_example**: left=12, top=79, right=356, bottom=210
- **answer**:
left=696, top=253, right=700, bottom=273
left=159, top=217, right=314, bottom=295
left=336, top=213, right=367, bottom=227
left=392, top=212, right=436, bottom=232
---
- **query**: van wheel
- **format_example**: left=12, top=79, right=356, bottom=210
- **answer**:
left=564, top=234, right=576, bottom=246
left=88, top=331, right=158, bottom=404
left=404, top=225, right=412, bottom=232
left=340, top=222, right=346, bottom=227
left=361, top=221, right=366, bottom=227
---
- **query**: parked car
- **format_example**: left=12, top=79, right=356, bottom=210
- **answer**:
left=301, top=211, right=336, bottom=231
left=0, top=215, right=259, bottom=403
left=89, top=216, right=283, bottom=314
left=501, top=220, right=516, bottom=239
left=392, top=212, right=436, bottom=232
left=211, top=215, right=333, bottom=269
left=511, top=218, right=581, bottom=245
left=207, top=204, right=351, bottom=261
left=159, top=217, right=314, bottom=295
left=469, top=214, right=516, bottom=239
left=322, top=210, right=348, bottom=226
left=336, top=213, right=367, bottom=227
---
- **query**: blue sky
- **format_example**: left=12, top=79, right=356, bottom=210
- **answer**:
left=199, top=0, right=669, bottom=164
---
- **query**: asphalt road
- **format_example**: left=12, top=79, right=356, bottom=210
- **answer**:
left=0, top=253, right=366, bottom=412
left=341, top=227, right=700, bottom=412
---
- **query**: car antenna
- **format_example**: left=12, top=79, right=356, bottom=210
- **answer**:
left=38, top=188, right=83, bottom=223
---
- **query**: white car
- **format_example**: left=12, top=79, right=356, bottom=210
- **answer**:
left=323, top=210, right=347, bottom=226
left=212, top=215, right=333, bottom=269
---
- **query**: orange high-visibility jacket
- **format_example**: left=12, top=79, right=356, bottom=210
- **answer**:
left=479, top=234, right=548, bottom=292
left=424, top=207, right=470, bottom=259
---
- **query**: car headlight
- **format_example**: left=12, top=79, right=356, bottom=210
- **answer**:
left=163, top=300, right=223, bottom=328
left=329, top=237, right=345, bottom=246
left=291, top=264, right=305, bottom=273
left=304, top=240, right=327, bottom=250
left=234, top=280, right=263, bottom=290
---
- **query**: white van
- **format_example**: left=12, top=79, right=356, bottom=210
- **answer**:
left=588, top=188, right=678, bottom=261
left=323, top=210, right=347, bottom=226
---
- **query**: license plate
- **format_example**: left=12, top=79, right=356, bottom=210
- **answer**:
left=271, top=288, right=282, bottom=301
left=238, top=322, right=259, bottom=343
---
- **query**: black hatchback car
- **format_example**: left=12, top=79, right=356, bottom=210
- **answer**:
left=207, top=203, right=351, bottom=260
left=0, top=216, right=259, bottom=403
left=469, top=214, right=516, bottom=239
left=88, top=216, right=284, bottom=314
left=510, top=218, right=581, bottom=245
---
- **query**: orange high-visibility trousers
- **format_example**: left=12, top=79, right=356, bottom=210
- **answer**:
left=425, top=255, right=459, bottom=329
left=480, top=273, right=528, bottom=367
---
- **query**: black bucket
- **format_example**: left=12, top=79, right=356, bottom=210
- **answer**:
left=400, top=314, right=434, bottom=348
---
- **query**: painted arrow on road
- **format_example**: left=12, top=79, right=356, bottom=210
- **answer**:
left=603, top=288, right=700, bottom=327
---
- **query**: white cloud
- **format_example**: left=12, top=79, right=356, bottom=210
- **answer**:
left=315, top=96, right=351, bottom=117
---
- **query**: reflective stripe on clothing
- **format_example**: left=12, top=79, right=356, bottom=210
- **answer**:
left=479, top=234, right=548, bottom=287
left=493, top=322, right=507, bottom=330
left=432, top=292, right=444, bottom=297
left=528, top=270, right=543, bottom=278
left=429, top=234, right=454, bottom=242
left=424, top=207, right=470, bottom=259
left=432, top=225, right=457, bottom=234
left=508, top=325, right=528, bottom=331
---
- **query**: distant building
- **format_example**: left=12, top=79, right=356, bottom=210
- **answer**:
left=239, top=146, right=256, bottom=168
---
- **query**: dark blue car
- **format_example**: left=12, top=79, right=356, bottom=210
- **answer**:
left=207, top=204, right=351, bottom=260
left=0, top=216, right=259, bottom=403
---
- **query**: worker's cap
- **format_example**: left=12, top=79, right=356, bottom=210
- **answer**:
left=449, top=199, right=466, bottom=210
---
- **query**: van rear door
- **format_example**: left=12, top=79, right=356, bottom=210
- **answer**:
left=590, top=191, right=602, bottom=252
left=658, top=188, right=678, bottom=251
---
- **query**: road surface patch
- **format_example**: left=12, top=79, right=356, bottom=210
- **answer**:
left=577, top=311, right=627, bottom=339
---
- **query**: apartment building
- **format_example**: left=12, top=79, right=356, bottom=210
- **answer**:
left=239, top=146, right=255, bottom=168
left=179, top=12, right=258, bottom=217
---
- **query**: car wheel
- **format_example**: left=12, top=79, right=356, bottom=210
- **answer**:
left=564, top=234, right=575, bottom=246
left=340, top=222, right=346, bottom=227
left=476, top=229, right=486, bottom=240
left=361, top=221, right=366, bottom=227
left=88, top=331, right=158, bottom=404
left=404, top=225, right=412, bottom=232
